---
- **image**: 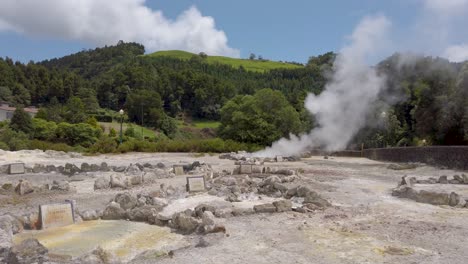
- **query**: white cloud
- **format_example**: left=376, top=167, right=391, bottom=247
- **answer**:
left=0, top=0, right=239, bottom=57
left=443, top=44, right=468, bottom=62
left=423, top=0, right=468, bottom=16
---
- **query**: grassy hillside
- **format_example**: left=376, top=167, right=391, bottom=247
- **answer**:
left=146, top=50, right=303, bottom=72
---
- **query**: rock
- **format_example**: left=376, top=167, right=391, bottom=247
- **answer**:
left=273, top=200, right=292, bottom=212
left=449, top=192, right=460, bottom=207
left=81, top=163, right=91, bottom=172
left=51, top=180, right=70, bottom=191
left=8, top=238, right=48, bottom=264
left=110, top=174, right=127, bottom=189
left=171, top=213, right=200, bottom=233
left=0, top=228, right=12, bottom=263
left=32, top=164, right=46, bottom=173
left=399, top=176, right=415, bottom=187
left=125, top=164, right=141, bottom=175
left=100, top=162, right=110, bottom=172
left=304, top=196, right=331, bottom=208
left=80, top=210, right=100, bottom=221
left=254, top=203, right=277, bottom=213
left=438, top=175, right=448, bottom=184
left=15, top=180, right=34, bottom=195
left=194, top=204, right=217, bottom=218
left=392, top=186, right=418, bottom=200
left=449, top=179, right=460, bottom=184
left=0, top=214, right=23, bottom=234
left=63, top=163, right=81, bottom=176
left=284, top=186, right=298, bottom=199
left=113, top=166, right=126, bottom=173
left=45, top=165, right=56, bottom=173
left=195, top=237, right=210, bottom=248
left=130, top=175, right=143, bottom=185
left=415, top=190, right=449, bottom=205
left=127, top=206, right=160, bottom=222
left=454, top=175, right=464, bottom=183
left=94, top=177, right=110, bottom=190
left=2, top=183, right=13, bottom=191
left=156, top=162, right=165, bottom=169
left=201, top=211, right=216, bottom=232
left=273, top=182, right=288, bottom=193
left=462, top=174, right=468, bottom=184
left=151, top=197, right=168, bottom=208
left=262, top=175, right=281, bottom=186
left=90, top=164, right=100, bottom=172
left=214, top=208, right=233, bottom=218
left=114, top=193, right=138, bottom=210
left=101, top=202, right=126, bottom=220
left=232, top=207, right=255, bottom=216
left=297, top=186, right=314, bottom=197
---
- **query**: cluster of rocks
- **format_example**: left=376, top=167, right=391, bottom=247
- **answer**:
left=6, top=179, right=72, bottom=196
left=219, top=151, right=300, bottom=162
left=0, top=214, right=50, bottom=264
left=392, top=176, right=468, bottom=207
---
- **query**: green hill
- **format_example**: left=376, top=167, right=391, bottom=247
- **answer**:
left=146, top=50, right=303, bottom=72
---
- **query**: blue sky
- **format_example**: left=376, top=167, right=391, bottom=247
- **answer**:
left=0, top=0, right=467, bottom=63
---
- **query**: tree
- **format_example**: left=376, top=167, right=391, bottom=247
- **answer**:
left=64, top=96, right=88, bottom=124
left=249, top=53, right=256, bottom=60
left=199, top=52, right=208, bottom=59
left=10, top=107, right=33, bottom=134
left=218, top=88, right=302, bottom=145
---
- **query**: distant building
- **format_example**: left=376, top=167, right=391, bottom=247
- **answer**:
left=0, top=102, right=39, bottom=121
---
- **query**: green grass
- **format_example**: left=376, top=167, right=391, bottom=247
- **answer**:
left=99, top=122, right=157, bottom=139
left=192, top=120, right=221, bottom=129
left=146, top=50, right=303, bottom=73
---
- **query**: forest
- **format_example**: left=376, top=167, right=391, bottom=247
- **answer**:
left=0, top=41, right=466, bottom=153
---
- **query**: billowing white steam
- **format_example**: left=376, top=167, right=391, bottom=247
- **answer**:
left=0, top=0, right=239, bottom=57
left=254, top=15, right=391, bottom=157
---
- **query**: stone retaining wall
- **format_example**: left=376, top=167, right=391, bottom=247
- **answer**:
left=362, top=146, right=468, bottom=170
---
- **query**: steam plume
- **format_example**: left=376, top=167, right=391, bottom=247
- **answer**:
left=254, top=15, right=391, bottom=157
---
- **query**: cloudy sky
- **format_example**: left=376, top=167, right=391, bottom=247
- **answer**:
left=0, top=0, right=467, bottom=63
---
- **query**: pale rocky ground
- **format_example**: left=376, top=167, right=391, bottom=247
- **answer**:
left=1, top=151, right=468, bottom=264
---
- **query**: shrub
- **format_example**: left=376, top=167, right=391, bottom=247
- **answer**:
left=56, top=122, right=101, bottom=147
left=10, top=107, right=33, bottom=134
left=109, top=127, right=117, bottom=137
left=27, top=140, right=74, bottom=152
left=0, top=141, right=9, bottom=150
left=32, top=118, right=57, bottom=141
left=90, top=136, right=118, bottom=153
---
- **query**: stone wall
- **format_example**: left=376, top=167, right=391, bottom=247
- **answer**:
left=362, top=146, right=468, bottom=170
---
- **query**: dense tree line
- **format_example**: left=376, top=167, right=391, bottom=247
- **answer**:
left=0, top=41, right=466, bottom=148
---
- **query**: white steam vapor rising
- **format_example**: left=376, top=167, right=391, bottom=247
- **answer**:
left=0, top=0, right=239, bottom=57
left=254, top=16, right=391, bottom=157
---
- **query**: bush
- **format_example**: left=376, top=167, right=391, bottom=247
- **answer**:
left=27, top=140, right=74, bottom=152
left=90, top=136, right=118, bottom=153
left=109, top=127, right=117, bottom=137
left=0, top=128, right=29, bottom=151
left=10, top=107, right=33, bottom=134
left=32, top=118, right=57, bottom=141
left=0, top=141, right=9, bottom=150
left=56, top=122, right=101, bottom=147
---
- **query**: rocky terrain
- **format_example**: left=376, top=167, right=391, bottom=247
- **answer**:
left=0, top=150, right=468, bottom=263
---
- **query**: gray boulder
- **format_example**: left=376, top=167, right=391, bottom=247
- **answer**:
left=449, top=192, right=460, bottom=207
left=63, top=163, right=81, bottom=176
left=94, top=177, right=110, bottom=190
left=416, top=190, right=449, bottom=205
left=253, top=203, right=277, bottom=213
left=32, top=164, right=46, bottom=173
left=0, top=228, right=12, bottom=263
left=232, top=207, right=255, bottom=216
left=110, top=174, right=126, bottom=189
left=81, top=163, right=91, bottom=172
left=273, top=200, right=292, bottom=212
left=130, top=175, right=142, bottom=185
left=45, top=165, right=56, bottom=173
left=113, top=166, right=126, bottom=173
left=454, top=175, right=464, bottom=183
left=100, top=162, right=110, bottom=172
left=101, top=202, right=126, bottom=220
left=8, top=238, right=48, bottom=264
left=438, top=175, right=448, bottom=184
left=114, top=193, right=138, bottom=210
left=0, top=214, right=23, bottom=234
left=171, top=213, right=200, bottom=234
left=51, top=180, right=70, bottom=191
left=127, top=206, right=160, bottom=222
left=15, top=180, right=34, bottom=195
left=80, top=210, right=100, bottom=221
